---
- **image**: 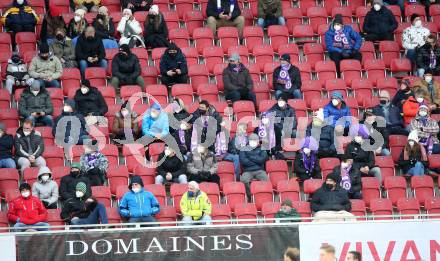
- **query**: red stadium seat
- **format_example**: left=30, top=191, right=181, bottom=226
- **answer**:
left=0, top=32, right=12, bottom=53
left=348, top=0, right=365, bottom=14
left=43, top=146, right=64, bottom=169
left=265, top=160, right=288, bottom=189
left=310, top=98, right=330, bottom=112
left=267, top=25, right=289, bottom=52
left=263, top=62, right=280, bottom=89
left=351, top=78, right=373, bottom=105
left=303, top=179, right=323, bottom=196
left=122, top=143, right=146, bottom=172
left=217, top=161, right=236, bottom=190
left=101, top=0, right=121, bottom=12
left=384, top=176, right=407, bottom=206
left=370, top=198, right=394, bottom=220
left=425, top=196, right=440, bottom=218
left=405, top=4, right=426, bottom=21
left=218, top=27, right=239, bottom=53
left=287, top=99, right=307, bottom=118
left=193, top=28, right=214, bottom=54
left=22, top=167, right=39, bottom=187
left=151, top=47, right=166, bottom=71
left=301, top=80, right=322, bottom=107
left=331, top=6, right=352, bottom=24
left=61, top=68, right=81, bottom=96
left=379, top=41, right=400, bottom=68
left=292, top=25, right=315, bottom=44
left=324, top=0, right=342, bottom=14
left=388, top=5, right=402, bottom=22
left=46, top=209, right=64, bottom=227
left=51, top=166, right=69, bottom=186
left=120, top=85, right=143, bottom=105
left=359, top=42, right=376, bottom=63
left=362, top=177, right=381, bottom=207
left=169, top=28, right=190, bottom=48
left=0, top=169, right=19, bottom=197
left=253, top=45, right=275, bottom=71
left=211, top=204, right=232, bottom=224
left=307, top=7, right=328, bottom=33
left=233, top=100, right=256, bottom=121
left=85, top=67, right=107, bottom=86
left=153, top=0, right=170, bottom=12
left=170, top=183, right=187, bottom=212
left=315, top=61, right=337, bottom=85
left=278, top=43, right=300, bottom=62
left=107, top=165, right=129, bottom=195
left=234, top=203, right=258, bottom=224
left=148, top=142, right=165, bottom=162
left=411, top=175, right=434, bottom=205
left=203, top=46, right=224, bottom=74
left=171, top=84, right=194, bottom=105
left=15, top=32, right=37, bottom=53
left=174, top=0, right=194, bottom=19
left=397, top=198, right=420, bottom=219
left=184, top=11, right=204, bottom=36
left=291, top=201, right=312, bottom=221
left=144, top=184, right=167, bottom=206
left=211, top=101, right=232, bottom=118
left=95, top=86, right=116, bottom=106
left=106, top=207, right=121, bottom=224
left=243, top=26, right=264, bottom=53
left=284, top=8, right=303, bottom=34
left=325, top=79, right=348, bottom=98
left=181, top=46, right=199, bottom=67
left=376, top=77, right=398, bottom=97
left=162, top=11, right=180, bottom=31
left=92, top=186, right=112, bottom=207
left=277, top=179, right=300, bottom=202
left=250, top=181, right=274, bottom=211
left=142, top=66, right=159, bottom=86
left=350, top=199, right=367, bottom=220
left=156, top=205, right=177, bottom=226
left=253, top=82, right=270, bottom=109
left=375, top=156, right=395, bottom=182
left=0, top=88, right=11, bottom=109
left=35, top=126, right=54, bottom=147
left=223, top=182, right=247, bottom=211
left=390, top=58, right=412, bottom=78
left=364, top=59, right=386, bottom=85
left=261, top=202, right=282, bottom=222
left=133, top=166, right=156, bottom=185
left=303, top=43, right=324, bottom=69
left=188, top=64, right=209, bottom=91
left=228, top=45, right=249, bottom=64
left=389, top=135, right=407, bottom=164
left=319, top=158, right=341, bottom=179
left=52, top=0, right=70, bottom=13
left=340, top=59, right=362, bottom=85
left=197, top=83, right=219, bottom=102
left=145, top=84, right=168, bottom=105
left=199, top=182, right=220, bottom=205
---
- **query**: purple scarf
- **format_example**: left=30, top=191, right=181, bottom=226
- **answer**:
left=190, top=117, right=209, bottom=152
left=333, top=29, right=350, bottom=50
left=340, top=165, right=352, bottom=191
left=258, top=114, right=276, bottom=150
left=178, top=129, right=186, bottom=145
left=215, top=131, right=228, bottom=156
left=235, top=134, right=247, bottom=148
left=278, top=63, right=292, bottom=89
left=302, top=151, right=316, bottom=172
left=430, top=50, right=437, bottom=68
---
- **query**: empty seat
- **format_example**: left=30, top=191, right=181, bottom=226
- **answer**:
left=170, top=183, right=187, bottom=212
left=291, top=201, right=312, bottom=222
left=303, top=179, right=323, bottom=197
left=107, top=165, right=129, bottom=195
left=184, top=10, right=204, bottom=36
left=85, top=67, right=107, bottom=86
left=351, top=78, right=373, bottom=105
left=277, top=43, right=300, bottom=62
left=425, top=196, right=440, bottom=218
left=252, top=45, right=274, bottom=71
left=319, top=158, right=341, bottom=179
left=199, top=182, right=220, bottom=205
left=211, top=204, right=232, bottom=224
left=266, top=160, right=289, bottom=189
left=91, top=186, right=112, bottom=207
left=411, top=175, right=434, bottom=205
left=223, top=182, right=247, bottom=211
left=390, top=58, right=412, bottom=78
left=203, top=46, right=224, bottom=74
left=61, top=68, right=81, bottom=96
left=261, top=202, right=282, bottom=222
left=145, top=84, right=168, bottom=105
left=120, top=85, right=143, bottom=105
left=250, top=181, right=274, bottom=211
left=171, top=84, right=194, bottom=105
left=292, top=25, right=315, bottom=44
left=188, top=64, right=209, bottom=91
left=193, top=28, right=214, bottom=54
left=217, top=161, right=236, bottom=190
left=15, top=32, right=37, bottom=53
left=169, top=28, right=190, bottom=48
left=181, top=46, right=199, bottom=66
left=350, top=199, right=367, bottom=220
left=144, top=184, right=167, bottom=206
left=389, top=135, right=407, bottom=164
left=384, top=176, right=407, bottom=206
left=379, top=41, right=400, bottom=68
left=234, top=203, right=258, bottom=224
left=362, top=177, right=381, bottom=207
left=156, top=205, right=177, bottom=226
left=370, top=198, right=394, bottom=220
left=364, top=59, right=386, bottom=85
left=218, top=27, right=239, bottom=53
left=122, top=143, right=146, bottom=172
left=106, top=207, right=121, bottom=224
left=340, top=59, right=362, bottom=85
left=43, top=146, right=64, bottom=169
left=197, top=83, right=219, bottom=102
left=267, top=25, right=289, bottom=52
left=233, top=100, right=256, bottom=121
left=307, top=7, right=328, bottom=33
left=284, top=8, right=303, bottom=34
left=315, top=61, right=337, bottom=85
left=0, top=169, right=19, bottom=197
left=303, top=43, right=324, bottom=69
left=396, top=198, right=420, bottom=219
left=276, top=179, right=300, bottom=202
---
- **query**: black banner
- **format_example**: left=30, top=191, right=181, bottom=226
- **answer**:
left=16, top=224, right=299, bottom=261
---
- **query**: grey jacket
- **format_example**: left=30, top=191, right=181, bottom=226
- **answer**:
left=32, top=168, right=59, bottom=205
left=187, top=151, right=218, bottom=175
left=18, top=87, right=53, bottom=117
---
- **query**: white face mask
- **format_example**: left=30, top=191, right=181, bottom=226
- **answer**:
left=303, top=148, right=311, bottom=155
left=408, top=140, right=415, bottom=147
left=414, top=20, right=422, bottom=28
left=121, top=109, right=129, bottom=117
left=17, top=0, right=24, bottom=5
left=150, top=111, right=159, bottom=119
left=174, top=104, right=182, bottom=113
left=334, top=25, right=342, bottom=31
left=164, top=149, right=172, bottom=156
left=373, top=4, right=381, bottom=11
left=132, top=187, right=141, bottom=193
left=332, top=99, right=339, bottom=106
left=419, top=111, right=428, bottom=117
left=341, top=162, right=350, bottom=169
left=425, top=76, right=432, bottom=83
left=74, top=16, right=81, bottom=23
left=76, top=191, right=84, bottom=198
left=41, top=175, right=50, bottom=182
left=416, top=97, right=424, bottom=103
left=31, top=90, right=39, bottom=96
left=63, top=106, right=72, bottom=113
left=249, top=140, right=259, bottom=148
left=262, top=117, right=270, bottom=125
left=80, top=87, right=88, bottom=94
left=278, top=101, right=286, bottom=108
left=23, top=130, right=31, bottom=136
left=197, top=146, right=205, bottom=154
left=21, top=191, right=30, bottom=198
left=354, top=136, right=363, bottom=144
left=180, top=122, right=188, bottom=130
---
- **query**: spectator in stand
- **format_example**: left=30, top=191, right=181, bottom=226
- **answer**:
left=269, top=94, right=298, bottom=146
left=112, top=101, right=140, bottom=141
left=332, top=155, right=362, bottom=199
left=402, top=14, right=430, bottom=67
left=32, top=166, right=58, bottom=209
left=143, top=5, right=169, bottom=49
left=372, top=90, right=408, bottom=136
left=28, top=43, right=63, bottom=88
left=284, top=247, right=301, bottom=261
left=206, top=0, right=245, bottom=38
left=121, top=0, right=152, bottom=13
left=409, top=105, right=440, bottom=154
left=223, top=54, right=257, bottom=105
left=255, top=112, right=280, bottom=159
left=119, top=175, right=160, bottom=224
left=392, top=79, right=413, bottom=112
left=187, top=144, right=219, bottom=184
left=413, top=70, right=440, bottom=113
left=0, top=123, right=16, bottom=169
left=169, top=98, right=193, bottom=156
left=117, top=8, right=145, bottom=48
left=15, top=120, right=46, bottom=172
left=50, top=28, right=77, bottom=68
left=92, top=6, right=118, bottom=48
left=275, top=199, right=300, bottom=223
left=8, top=183, right=49, bottom=232
left=155, top=145, right=188, bottom=184
left=5, top=52, right=30, bottom=94
left=346, top=251, right=362, bottom=261
left=311, top=173, right=353, bottom=221
left=294, top=136, right=321, bottom=181
left=160, top=43, right=189, bottom=87
left=60, top=182, right=108, bottom=227
left=40, top=3, right=65, bottom=44
left=53, top=99, right=89, bottom=146
left=319, top=245, right=336, bottom=261
left=180, top=181, right=212, bottom=225
left=398, top=130, right=428, bottom=176
left=74, top=80, right=108, bottom=126
left=403, top=88, right=428, bottom=127
left=362, top=0, right=397, bottom=41
left=324, top=91, right=351, bottom=132
left=74, top=0, right=101, bottom=12
left=19, top=81, right=54, bottom=127
left=240, top=133, right=269, bottom=199
left=111, top=44, right=144, bottom=90
left=363, top=109, right=391, bottom=156
left=80, top=141, right=109, bottom=186
left=142, top=103, right=170, bottom=139
left=67, top=9, right=88, bottom=39
left=59, top=162, right=92, bottom=201
left=416, top=35, right=440, bottom=77
left=273, top=54, right=301, bottom=100
left=306, top=109, right=337, bottom=158
left=325, top=14, right=362, bottom=76
left=75, top=26, right=107, bottom=78
left=257, top=0, right=285, bottom=28
left=1, top=0, right=39, bottom=35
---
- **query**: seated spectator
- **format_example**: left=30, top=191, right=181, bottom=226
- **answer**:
left=5, top=52, right=30, bottom=94
left=75, top=26, right=107, bottom=78
left=413, top=70, right=440, bottom=113
left=119, top=175, right=160, bottom=224
left=372, top=90, right=408, bottom=136
left=319, top=245, right=337, bottom=261
left=306, top=109, right=337, bottom=158
left=332, top=155, right=362, bottom=199
left=223, top=54, right=256, bottom=104
left=111, top=44, right=144, bottom=90
left=61, top=182, right=108, bottom=226
left=180, top=181, right=212, bottom=225
left=169, top=98, right=193, bottom=156
left=117, top=8, right=145, bottom=48
left=284, top=247, right=301, bottom=261
left=363, top=109, right=391, bottom=156
left=92, top=6, right=118, bottom=48
left=398, top=130, right=428, bottom=176
left=32, top=166, right=58, bottom=209
left=403, top=89, right=428, bottom=127
left=416, top=35, right=440, bottom=77
left=402, top=14, right=430, bottom=66
left=311, top=173, right=354, bottom=221
left=294, top=136, right=322, bottom=181
left=187, top=145, right=219, bottom=184
left=409, top=105, right=440, bottom=154
left=67, top=9, right=88, bottom=39
left=74, top=0, right=100, bottom=12
left=392, top=79, right=413, bottom=112
left=53, top=99, right=89, bottom=146
left=273, top=54, right=301, bottom=100
left=142, top=103, right=170, bottom=139
left=8, top=183, right=49, bottom=232
left=112, top=101, right=140, bottom=141
left=275, top=199, right=300, bottom=223
left=59, top=162, right=92, bottom=201
left=324, top=91, right=351, bottom=132
left=28, top=43, right=63, bottom=88
left=254, top=112, right=278, bottom=158
left=189, top=100, right=222, bottom=153
left=362, top=0, right=397, bottom=42
left=74, top=80, right=108, bottom=126
left=122, top=0, right=152, bottom=13
left=159, top=44, right=188, bottom=87
left=269, top=93, right=298, bottom=143
left=155, top=145, right=188, bottom=184
left=143, top=4, right=169, bottom=49
left=80, top=141, right=109, bottom=186
left=206, top=0, right=245, bottom=38
left=239, top=133, right=269, bottom=199
left=1, top=0, right=39, bottom=35
left=325, top=14, right=362, bottom=76
left=257, top=0, right=285, bottom=28
left=50, top=28, right=78, bottom=68
left=0, top=123, right=16, bottom=169
left=40, top=3, right=65, bottom=44
left=15, top=120, right=46, bottom=172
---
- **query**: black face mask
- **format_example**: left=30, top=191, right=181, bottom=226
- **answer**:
left=56, top=34, right=64, bottom=41
left=71, top=171, right=80, bottom=177
left=40, top=55, right=49, bottom=60
left=200, top=109, right=208, bottom=115
left=325, top=183, right=334, bottom=190
left=86, top=36, right=94, bottom=41
left=168, top=52, right=177, bottom=58
left=379, top=100, right=388, bottom=105
left=11, top=56, right=20, bottom=63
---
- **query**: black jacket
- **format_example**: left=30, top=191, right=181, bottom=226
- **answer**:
left=74, top=87, right=108, bottom=116
left=345, top=141, right=376, bottom=171
left=269, top=103, right=297, bottom=131
left=416, top=43, right=440, bottom=71
left=361, top=119, right=390, bottom=150
left=223, top=64, right=253, bottom=93
left=391, top=90, right=413, bottom=111
left=362, top=6, right=397, bottom=34
left=239, top=147, right=268, bottom=172
left=306, top=124, right=336, bottom=156
left=0, top=134, right=14, bottom=160
left=75, top=34, right=106, bottom=62
left=311, top=184, right=351, bottom=212
left=156, top=153, right=186, bottom=179
left=273, top=65, right=301, bottom=93
left=398, top=149, right=428, bottom=174
left=111, top=52, right=141, bottom=85
left=60, top=196, right=97, bottom=221
left=59, top=172, right=92, bottom=201
left=92, top=17, right=115, bottom=39
left=332, top=166, right=362, bottom=194
left=143, top=13, right=168, bottom=40
left=371, top=103, right=404, bottom=129
left=159, top=47, right=188, bottom=77
left=206, top=0, right=241, bottom=20
left=294, top=152, right=322, bottom=180
left=170, top=110, right=192, bottom=155
left=52, top=111, right=88, bottom=144
left=14, top=127, right=44, bottom=159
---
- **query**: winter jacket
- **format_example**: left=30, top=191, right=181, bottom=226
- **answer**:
left=332, top=166, right=362, bottom=194
left=6, top=60, right=29, bottom=81
left=1, top=0, right=38, bottom=29
left=119, top=189, right=160, bottom=218
left=14, top=127, right=44, bottom=159
left=223, top=63, right=253, bottom=93
left=8, top=194, right=47, bottom=224
left=28, top=55, right=63, bottom=80
left=67, top=19, right=88, bottom=39
left=32, top=171, right=59, bottom=206
left=273, top=64, right=301, bottom=93
left=274, top=208, right=300, bottom=222
left=74, top=87, right=108, bottom=116
left=40, top=15, right=66, bottom=41
left=59, top=172, right=92, bottom=201
left=156, top=153, right=186, bottom=179
left=402, top=25, right=430, bottom=50
left=371, top=103, right=404, bottom=129
left=409, top=115, right=440, bottom=144
left=169, top=109, right=192, bottom=135
left=239, top=146, right=268, bottom=172
left=170, top=109, right=193, bottom=155
left=180, top=191, right=212, bottom=220
left=306, top=124, right=337, bottom=156
left=392, top=89, right=413, bottom=111
left=268, top=103, right=297, bottom=131
left=323, top=101, right=352, bottom=127
left=362, top=6, right=397, bottom=35
left=190, top=106, right=222, bottom=126
left=112, top=111, right=140, bottom=139
left=345, top=141, right=376, bottom=170
left=53, top=111, right=89, bottom=144
left=325, top=24, right=362, bottom=53
left=311, top=184, right=351, bottom=212
left=403, top=96, right=422, bottom=126
left=398, top=146, right=428, bottom=174
left=416, top=43, right=440, bottom=71
left=0, top=134, right=14, bottom=160
left=92, top=17, right=115, bottom=39
left=363, top=120, right=390, bottom=150
left=141, top=110, right=170, bottom=138
left=60, top=196, right=98, bottom=221
left=80, top=151, right=109, bottom=173
left=187, top=151, right=217, bottom=175
left=294, top=152, right=322, bottom=180
left=258, top=0, right=282, bottom=19
left=413, top=79, right=440, bottom=107
left=228, top=134, right=247, bottom=155
left=143, top=13, right=168, bottom=45
left=206, top=0, right=241, bottom=20
left=160, top=48, right=188, bottom=77
left=117, top=17, right=145, bottom=47
left=75, top=34, right=106, bottom=62
left=111, top=52, right=142, bottom=85
left=50, top=37, right=77, bottom=67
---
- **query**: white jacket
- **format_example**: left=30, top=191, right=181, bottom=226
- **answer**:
left=402, top=25, right=430, bottom=50
left=117, top=17, right=145, bottom=47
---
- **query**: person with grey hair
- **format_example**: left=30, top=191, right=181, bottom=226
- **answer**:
left=0, top=123, right=16, bottom=169
left=223, top=54, right=256, bottom=105
left=180, top=181, right=212, bottom=225
left=15, top=119, right=46, bottom=172
left=18, top=80, right=54, bottom=127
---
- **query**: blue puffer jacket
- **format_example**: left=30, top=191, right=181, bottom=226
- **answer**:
left=325, top=24, right=362, bottom=53
left=239, top=147, right=268, bottom=172
left=324, top=101, right=351, bottom=127
left=2, top=0, right=38, bottom=28
left=141, top=110, right=170, bottom=138
left=119, top=189, right=160, bottom=218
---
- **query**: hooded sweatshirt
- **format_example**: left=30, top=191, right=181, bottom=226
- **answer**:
left=32, top=167, right=59, bottom=205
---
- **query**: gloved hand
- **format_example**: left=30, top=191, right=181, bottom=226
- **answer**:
left=120, top=209, right=130, bottom=217
left=341, top=50, right=351, bottom=58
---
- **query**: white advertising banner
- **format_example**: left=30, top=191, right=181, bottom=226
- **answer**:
left=299, top=220, right=440, bottom=261
left=0, top=234, right=16, bottom=261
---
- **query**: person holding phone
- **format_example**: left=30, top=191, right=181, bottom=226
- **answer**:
left=206, top=0, right=245, bottom=38
left=159, top=43, right=188, bottom=87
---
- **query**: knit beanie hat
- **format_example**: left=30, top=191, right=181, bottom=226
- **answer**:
left=76, top=182, right=87, bottom=194
left=331, top=91, right=344, bottom=101
left=39, top=43, right=50, bottom=54
left=326, top=172, right=342, bottom=183
left=373, top=0, right=383, bottom=6
left=333, top=14, right=343, bottom=25
left=280, top=54, right=291, bottom=63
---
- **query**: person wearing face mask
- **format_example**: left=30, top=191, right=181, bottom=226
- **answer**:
left=273, top=54, right=301, bottom=100
left=1, top=0, right=39, bottom=37
left=32, top=166, right=59, bottom=209
left=74, top=0, right=101, bottom=12
left=53, top=99, right=89, bottom=146
left=79, top=141, right=109, bottom=186
left=8, top=183, right=49, bottom=232
left=324, top=91, right=352, bottom=132
left=112, top=100, right=140, bottom=140
left=392, top=79, right=414, bottom=112
left=159, top=43, right=189, bottom=87
left=143, top=4, right=169, bottom=49
left=117, top=8, right=145, bottom=48
left=142, top=103, right=170, bottom=140
left=5, top=52, right=30, bottom=94
left=413, top=69, right=440, bottom=113
left=294, top=136, right=322, bottom=181
left=67, top=9, right=88, bottom=39
left=409, top=105, right=440, bottom=154
left=362, top=110, right=391, bottom=156
left=75, top=26, right=107, bottom=78
left=15, top=120, right=47, bottom=173
left=325, top=14, right=362, bottom=76
left=254, top=112, right=281, bottom=159
left=61, top=182, right=108, bottom=227
left=403, top=89, right=428, bottom=126
left=362, top=0, right=397, bottom=42
left=59, top=162, right=92, bottom=201
left=331, top=155, right=362, bottom=199
left=0, top=123, right=16, bottom=169
left=122, top=0, right=153, bottom=13
left=269, top=94, right=298, bottom=152
left=223, top=122, right=248, bottom=179
left=74, top=80, right=108, bottom=126
left=416, top=35, right=440, bottom=77
left=169, top=99, right=193, bottom=156
left=398, top=130, right=428, bottom=176
left=223, top=54, right=257, bottom=105
left=187, top=145, right=220, bottom=185
left=49, top=28, right=77, bottom=68
left=239, top=134, right=269, bottom=200
left=119, top=175, right=160, bottom=225
left=110, top=44, right=144, bottom=90
left=402, top=14, right=430, bottom=68
left=306, top=109, right=337, bottom=158
left=92, top=6, right=116, bottom=42
left=180, top=181, right=212, bottom=225
left=155, top=146, right=188, bottom=184
left=372, top=90, right=408, bottom=136
left=40, top=3, right=66, bottom=45
left=28, top=43, right=63, bottom=88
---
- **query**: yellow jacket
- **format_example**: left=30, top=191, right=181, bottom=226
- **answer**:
left=74, top=0, right=101, bottom=5
left=180, top=191, right=212, bottom=221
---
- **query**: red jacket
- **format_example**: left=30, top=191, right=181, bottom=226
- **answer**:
left=403, top=96, right=421, bottom=126
left=7, top=194, right=48, bottom=225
